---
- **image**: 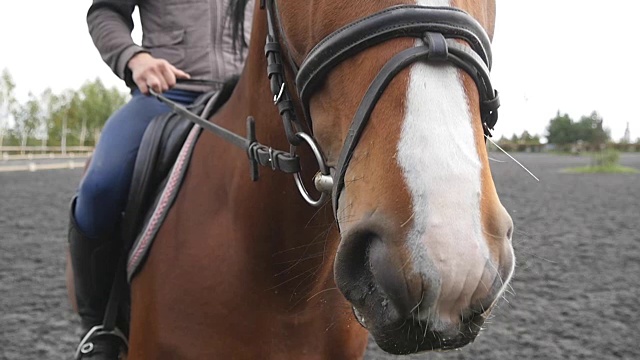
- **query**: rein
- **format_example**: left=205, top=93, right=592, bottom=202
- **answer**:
left=149, top=90, right=302, bottom=178
left=150, top=0, right=500, bottom=215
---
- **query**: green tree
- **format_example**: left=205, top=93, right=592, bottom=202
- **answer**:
left=0, top=68, right=17, bottom=148
left=46, top=89, right=75, bottom=147
left=11, top=92, right=42, bottom=150
left=570, top=111, right=610, bottom=150
left=75, top=79, right=127, bottom=145
left=38, top=88, right=55, bottom=148
left=519, top=131, right=541, bottom=145
left=546, top=110, right=611, bottom=150
left=46, top=79, right=127, bottom=148
left=1, top=72, right=127, bottom=150
left=520, top=131, right=534, bottom=143
left=531, top=134, right=541, bottom=144
left=573, top=117, right=593, bottom=143
left=581, top=111, right=609, bottom=147
left=546, top=111, right=575, bottom=146
left=49, top=79, right=127, bottom=146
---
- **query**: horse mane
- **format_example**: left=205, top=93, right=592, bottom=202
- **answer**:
left=229, top=0, right=252, bottom=52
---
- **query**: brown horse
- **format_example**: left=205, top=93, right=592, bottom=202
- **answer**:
left=71, top=0, right=514, bottom=358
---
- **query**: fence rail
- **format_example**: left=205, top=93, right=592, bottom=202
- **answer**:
left=0, top=146, right=94, bottom=153
left=1, top=146, right=93, bottom=161
left=0, top=160, right=87, bottom=173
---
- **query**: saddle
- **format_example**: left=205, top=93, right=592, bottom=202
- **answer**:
left=101, top=80, right=236, bottom=338
left=121, top=80, right=236, bottom=276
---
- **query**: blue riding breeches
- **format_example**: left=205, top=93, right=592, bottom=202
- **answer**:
left=74, top=89, right=201, bottom=238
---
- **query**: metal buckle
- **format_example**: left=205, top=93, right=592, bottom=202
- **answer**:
left=273, top=83, right=285, bottom=105
left=290, top=132, right=333, bottom=207
left=80, top=342, right=94, bottom=354
left=268, top=147, right=277, bottom=170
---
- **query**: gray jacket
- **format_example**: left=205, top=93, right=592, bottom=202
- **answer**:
left=87, top=0, right=253, bottom=92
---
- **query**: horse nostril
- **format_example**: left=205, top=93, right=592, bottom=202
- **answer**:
left=334, top=230, right=377, bottom=307
left=335, top=228, right=418, bottom=326
left=368, top=238, right=414, bottom=316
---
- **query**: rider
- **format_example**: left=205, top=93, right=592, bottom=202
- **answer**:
left=69, top=0, right=252, bottom=358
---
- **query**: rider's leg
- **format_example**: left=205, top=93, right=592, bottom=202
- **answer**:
left=69, top=89, right=201, bottom=358
left=76, top=89, right=202, bottom=237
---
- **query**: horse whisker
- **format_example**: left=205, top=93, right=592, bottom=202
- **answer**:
left=266, top=267, right=317, bottom=291
left=274, top=251, right=329, bottom=266
left=306, top=287, right=339, bottom=302
left=400, top=212, right=415, bottom=228
left=517, top=249, right=558, bottom=264
left=482, top=229, right=506, bottom=240
left=271, top=238, right=330, bottom=256
left=485, top=135, right=540, bottom=182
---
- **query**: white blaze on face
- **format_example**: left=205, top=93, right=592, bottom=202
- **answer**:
left=397, top=0, right=491, bottom=321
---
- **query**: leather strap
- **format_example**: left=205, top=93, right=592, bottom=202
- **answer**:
left=296, top=5, right=493, bottom=111
left=331, top=45, right=434, bottom=215
left=264, top=0, right=308, bottom=145
left=331, top=34, right=499, bottom=216
left=445, top=40, right=499, bottom=130
left=149, top=90, right=301, bottom=179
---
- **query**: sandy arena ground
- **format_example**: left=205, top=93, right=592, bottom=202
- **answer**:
left=1, top=153, right=639, bottom=359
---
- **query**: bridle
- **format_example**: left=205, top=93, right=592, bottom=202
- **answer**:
left=151, top=0, right=500, bottom=217
left=265, top=0, right=500, bottom=215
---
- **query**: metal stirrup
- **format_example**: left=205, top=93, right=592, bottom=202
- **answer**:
left=74, top=325, right=128, bottom=359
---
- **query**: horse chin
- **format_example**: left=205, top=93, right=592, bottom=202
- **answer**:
left=351, top=290, right=490, bottom=355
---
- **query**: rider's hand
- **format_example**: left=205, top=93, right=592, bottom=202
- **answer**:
left=127, top=53, right=191, bottom=94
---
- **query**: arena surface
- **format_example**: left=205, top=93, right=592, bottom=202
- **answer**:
left=1, top=153, right=639, bottom=359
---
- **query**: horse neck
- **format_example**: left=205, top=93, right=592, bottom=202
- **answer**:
left=200, top=8, right=340, bottom=308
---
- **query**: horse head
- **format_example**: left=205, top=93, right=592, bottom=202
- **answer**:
left=271, top=0, right=514, bottom=353
left=126, top=0, right=515, bottom=357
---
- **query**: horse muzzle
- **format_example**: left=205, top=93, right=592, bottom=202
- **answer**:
left=333, top=213, right=514, bottom=354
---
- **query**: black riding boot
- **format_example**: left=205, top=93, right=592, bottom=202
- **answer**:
left=68, top=198, right=128, bottom=359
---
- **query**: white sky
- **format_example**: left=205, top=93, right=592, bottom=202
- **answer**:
left=0, top=1, right=638, bottom=140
